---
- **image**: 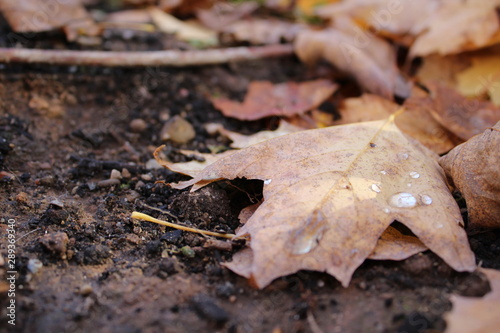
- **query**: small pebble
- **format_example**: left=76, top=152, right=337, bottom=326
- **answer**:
left=203, top=123, right=222, bottom=136
left=97, top=179, right=120, bottom=188
left=121, top=168, right=131, bottom=179
left=130, top=118, right=147, bottom=133
left=191, top=294, right=229, bottom=324
left=78, top=284, right=94, bottom=296
left=125, top=190, right=140, bottom=202
left=49, top=198, right=65, bottom=208
left=134, top=180, right=145, bottom=190
left=27, top=258, right=43, bottom=274
left=160, top=115, right=196, bottom=144
left=110, top=169, right=122, bottom=180
left=126, top=234, right=141, bottom=245
left=141, top=173, right=153, bottom=181
left=180, top=246, right=195, bottom=258
left=145, top=159, right=162, bottom=170
left=39, top=232, right=69, bottom=259
left=15, top=192, right=29, bottom=205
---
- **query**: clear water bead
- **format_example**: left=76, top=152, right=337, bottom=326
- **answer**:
left=388, top=192, right=417, bottom=208
left=420, top=194, right=432, bottom=205
left=380, top=170, right=387, bottom=175
left=371, top=184, right=382, bottom=193
left=409, top=171, right=420, bottom=179
left=398, top=152, right=409, bottom=160
left=264, top=179, right=272, bottom=185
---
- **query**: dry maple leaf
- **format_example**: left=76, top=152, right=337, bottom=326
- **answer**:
left=294, top=20, right=409, bottom=99
left=334, top=93, right=461, bottom=154
left=211, top=80, right=337, bottom=121
left=317, top=0, right=437, bottom=38
left=410, top=0, right=500, bottom=57
left=0, top=0, right=99, bottom=41
left=168, top=115, right=475, bottom=288
left=0, top=0, right=91, bottom=32
left=445, top=268, right=500, bottom=333
left=216, top=121, right=303, bottom=149
left=439, top=122, right=500, bottom=232
left=408, top=82, right=500, bottom=141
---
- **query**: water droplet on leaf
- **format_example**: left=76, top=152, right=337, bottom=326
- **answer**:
left=398, top=152, right=409, bottom=160
left=380, top=170, right=387, bottom=175
left=420, top=194, right=433, bottom=205
left=291, top=210, right=327, bottom=255
left=409, top=171, right=420, bottom=179
left=264, top=179, right=272, bottom=185
left=370, top=184, right=381, bottom=193
left=388, top=192, right=417, bottom=208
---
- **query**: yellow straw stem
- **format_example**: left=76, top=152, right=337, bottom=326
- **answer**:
left=131, top=211, right=236, bottom=239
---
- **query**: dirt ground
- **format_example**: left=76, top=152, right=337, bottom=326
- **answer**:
left=1, top=21, right=500, bottom=333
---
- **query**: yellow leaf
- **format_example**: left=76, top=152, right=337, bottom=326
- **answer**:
left=456, top=55, right=500, bottom=106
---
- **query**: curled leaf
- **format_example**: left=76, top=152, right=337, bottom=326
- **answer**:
left=439, top=122, right=500, bottom=232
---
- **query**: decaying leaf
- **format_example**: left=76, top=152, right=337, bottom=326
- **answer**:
left=456, top=55, right=500, bottom=106
left=445, top=268, right=500, bottom=333
left=0, top=0, right=99, bottom=41
left=211, top=80, right=337, bottom=121
left=0, top=0, right=90, bottom=32
left=220, top=19, right=304, bottom=45
left=196, top=1, right=259, bottom=31
left=294, top=20, right=408, bottom=99
left=439, top=122, right=500, bottom=232
left=317, top=0, right=500, bottom=56
left=411, top=82, right=500, bottom=141
left=216, top=121, right=303, bottom=149
left=410, top=0, right=500, bottom=57
left=317, top=0, right=437, bottom=38
left=149, top=7, right=217, bottom=45
left=165, top=116, right=475, bottom=288
left=335, top=93, right=461, bottom=154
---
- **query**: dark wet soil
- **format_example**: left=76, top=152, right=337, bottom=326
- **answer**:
left=1, top=16, right=500, bottom=333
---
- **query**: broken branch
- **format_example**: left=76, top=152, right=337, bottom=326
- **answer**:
left=0, top=44, right=294, bottom=67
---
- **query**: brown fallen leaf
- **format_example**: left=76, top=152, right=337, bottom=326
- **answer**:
left=220, top=19, right=304, bottom=45
left=196, top=1, right=259, bottom=31
left=368, top=226, right=427, bottom=261
left=216, top=121, right=303, bottom=149
left=211, top=80, right=337, bottom=121
left=439, top=122, right=500, bottom=232
left=0, top=0, right=92, bottom=32
left=445, top=268, right=500, bottom=333
left=317, top=0, right=500, bottom=56
left=335, top=93, right=461, bottom=154
left=236, top=199, right=428, bottom=261
left=294, top=20, right=408, bottom=99
left=166, top=116, right=475, bottom=288
left=0, top=0, right=101, bottom=43
left=410, top=0, right=500, bottom=57
left=413, top=82, right=500, bottom=141
left=416, top=53, right=472, bottom=87
left=149, top=7, right=217, bottom=45
left=317, top=0, right=436, bottom=39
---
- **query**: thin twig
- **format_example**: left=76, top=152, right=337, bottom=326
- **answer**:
left=131, top=211, right=236, bottom=239
left=0, top=44, right=294, bottom=67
